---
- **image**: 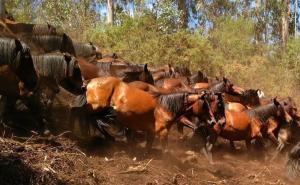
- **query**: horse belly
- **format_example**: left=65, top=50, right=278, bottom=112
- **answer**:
left=219, top=129, right=250, bottom=141
left=117, top=111, right=155, bottom=132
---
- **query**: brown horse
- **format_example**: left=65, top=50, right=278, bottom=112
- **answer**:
left=78, top=58, right=154, bottom=84
left=223, top=89, right=264, bottom=107
left=193, top=77, right=244, bottom=95
left=203, top=96, right=293, bottom=163
left=81, top=77, right=211, bottom=152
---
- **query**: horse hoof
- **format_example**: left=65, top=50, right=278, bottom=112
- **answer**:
left=43, top=129, right=51, bottom=136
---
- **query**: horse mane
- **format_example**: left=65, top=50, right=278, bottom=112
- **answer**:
left=33, top=35, right=63, bottom=52
left=92, top=61, right=112, bottom=71
left=0, top=37, right=29, bottom=69
left=32, top=24, right=57, bottom=35
left=174, top=66, right=191, bottom=76
left=245, top=103, right=277, bottom=123
left=32, top=53, right=69, bottom=81
left=210, top=81, right=225, bottom=93
left=157, top=92, right=188, bottom=117
left=73, top=42, right=95, bottom=58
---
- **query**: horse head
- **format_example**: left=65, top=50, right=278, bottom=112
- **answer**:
left=273, top=97, right=293, bottom=124
left=15, top=39, right=38, bottom=93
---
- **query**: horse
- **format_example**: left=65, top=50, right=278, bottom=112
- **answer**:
left=4, top=20, right=77, bottom=55
left=285, top=142, right=300, bottom=181
left=5, top=21, right=57, bottom=36
left=76, top=76, right=212, bottom=152
left=223, top=89, right=265, bottom=107
left=159, top=70, right=208, bottom=92
left=0, top=37, right=38, bottom=96
left=73, top=42, right=101, bottom=59
left=13, top=53, right=83, bottom=132
left=31, top=53, right=82, bottom=102
left=202, top=96, right=293, bottom=163
left=193, top=77, right=244, bottom=95
left=77, top=58, right=153, bottom=84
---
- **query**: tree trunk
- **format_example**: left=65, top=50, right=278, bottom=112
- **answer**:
left=0, top=0, right=5, bottom=19
left=177, top=0, right=188, bottom=28
left=295, top=0, right=298, bottom=38
left=282, top=0, right=290, bottom=46
left=107, top=0, right=114, bottom=26
left=255, top=0, right=262, bottom=42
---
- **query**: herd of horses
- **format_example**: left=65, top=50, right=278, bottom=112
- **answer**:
left=1, top=15, right=300, bottom=175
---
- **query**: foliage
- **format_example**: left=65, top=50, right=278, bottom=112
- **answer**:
left=4, top=0, right=300, bottom=104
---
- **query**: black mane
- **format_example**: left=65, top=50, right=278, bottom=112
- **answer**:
left=0, top=37, right=29, bottom=69
left=245, top=103, right=277, bottom=123
left=157, top=92, right=188, bottom=117
left=32, top=53, right=75, bottom=81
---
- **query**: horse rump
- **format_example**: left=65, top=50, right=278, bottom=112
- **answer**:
left=285, top=143, right=300, bottom=181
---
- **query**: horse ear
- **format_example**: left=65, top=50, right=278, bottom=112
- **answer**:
left=15, top=39, right=23, bottom=51
left=273, top=97, right=280, bottom=106
left=223, top=77, right=228, bottom=83
left=144, top=63, right=148, bottom=71
left=63, top=52, right=71, bottom=61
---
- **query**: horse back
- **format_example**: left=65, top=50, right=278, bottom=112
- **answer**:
left=86, top=77, right=121, bottom=112
left=112, top=81, right=156, bottom=114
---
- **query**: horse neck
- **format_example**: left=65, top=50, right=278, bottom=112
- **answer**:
left=224, top=93, right=241, bottom=103
left=246, top=103, right=277, bottom=123
left=153, top=71, right=169, bottom=81
left=77, top=59, right=100, bottom=80
left=210, top=82, right=224, bottom=93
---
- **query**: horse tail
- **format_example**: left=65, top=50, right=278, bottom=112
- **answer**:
left=285, top=143, right=300, bottom=181
left=94, top=107, right=126, bottom=140
left=71, top=93, right=87, bottom=108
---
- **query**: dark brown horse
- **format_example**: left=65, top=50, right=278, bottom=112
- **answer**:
left=203, top=96, right=293, bottom=163
left=4, top=20, right=77, bottom=56
left=0, top=37, right=38, bottom=96
left=73, top=42, right=101, bottom=59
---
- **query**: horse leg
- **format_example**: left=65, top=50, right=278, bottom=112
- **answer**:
left=145, top=132, right=155, bottom=155
left=176, top=121, right=184, bottom=139
left=230, top=140, right=237, bottom=150
left=202, top=132, right=217, bottom=164
left=245, top=139, right=252, bottom=151
left=271, top=128, right=289, bottom=160
left=159, top=128, right=169, bottom=153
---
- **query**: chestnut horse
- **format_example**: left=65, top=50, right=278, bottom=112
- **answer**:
left=80, top=77, right=212, bottom=152
left=203, top=96, right=293, bottom=163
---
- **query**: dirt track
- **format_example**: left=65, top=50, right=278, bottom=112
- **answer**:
left=0, top=129, right=296, bottom=185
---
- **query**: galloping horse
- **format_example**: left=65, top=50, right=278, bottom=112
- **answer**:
left=203, top=96, right=293, bottom=163
left=79, top=77, right=213, bottom=152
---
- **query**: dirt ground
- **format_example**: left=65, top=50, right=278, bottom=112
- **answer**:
left=0, top=89, right=298, bottom=185
left=0, top=128, right=297, bottom=185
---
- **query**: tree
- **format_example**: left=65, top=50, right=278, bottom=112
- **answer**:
left=282, top=0, right=290, bottom=46
left=107, top=0, right=114, bottom=25
left=0, top=0, right=4, bottom=19
left=177, top=0, right=188, bottom=28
